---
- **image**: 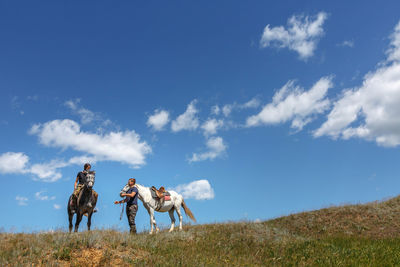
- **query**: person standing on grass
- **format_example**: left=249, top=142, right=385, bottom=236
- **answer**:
left=115, top=178, right=139, bottom=234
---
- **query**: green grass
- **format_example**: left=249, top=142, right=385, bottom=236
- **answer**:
left=2, top=196, right=400, bottom=266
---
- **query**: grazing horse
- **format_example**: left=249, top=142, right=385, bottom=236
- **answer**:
left=67, top=173, right=97, bottom=232
left=120, top=184, right=196, bottom=234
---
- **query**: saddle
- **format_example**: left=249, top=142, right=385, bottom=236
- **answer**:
left=151, top=186, right=171, bottom=201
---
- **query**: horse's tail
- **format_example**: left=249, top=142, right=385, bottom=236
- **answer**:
left=181, top=199, right=196, bottom=222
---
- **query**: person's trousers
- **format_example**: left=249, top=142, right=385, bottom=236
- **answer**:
left=126, top=204, right=138, bottom=234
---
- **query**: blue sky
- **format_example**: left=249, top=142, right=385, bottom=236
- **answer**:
left=1, top=1, right=400, bottom=232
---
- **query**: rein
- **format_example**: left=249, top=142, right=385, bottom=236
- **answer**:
left=120, top=202, right=125, bottom=220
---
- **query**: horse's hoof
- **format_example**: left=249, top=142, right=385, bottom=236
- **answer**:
left=156, top=228, right=160, bottom=233
left=149, top=232, right=153, bottom=235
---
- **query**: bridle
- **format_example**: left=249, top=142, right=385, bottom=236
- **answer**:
left=84, top=171, right=95, bottom=190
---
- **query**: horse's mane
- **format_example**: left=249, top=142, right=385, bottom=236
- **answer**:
left=135, top=183, right=149, bottom=189
left=134, top=184, right=151, bottom=194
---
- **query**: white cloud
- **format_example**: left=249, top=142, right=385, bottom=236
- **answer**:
left=0, top=152, right=29, bottom=174
left=189, top=136, right=227, bottom=162
left=388, top=21, right=400, bottom=62
left=29, top=119, right=151, bottom=168
left=171, top=100, right=199, bottom=132
left=337, top=40, right=354, bottom=48
left=173, top=179, right=215, bottom=200
left=246, top=77, right=333, bottom=130
left=220, top=98, right=261, bottom=117
left=35, top=191, right=56, bottom=201
left=16, top=195, right=28, bottom=206
left=0, top=151, right=96, bottom=182
left=260, top=12, right=327, bottom=60
left=211, top=105, right=220, bottom=115
left=314, top=21, right=400, bottom=147
left=53, top=204, right=61, bottom=210
left=241, top=98, right=261, bottom=109
left=68, top=155, right=97, bottom=166
left=0, top=152, right=69, bottom=182
left=201, top=118, right=224, bottom=136
left=65, top=99, right=116, bottom=133
left=147, top=109, right=170, bottom=131
left=65, top=99, right=96, bottom=124
left=29, top=160, right=68, bottom=182
left=30, top=156, right=96, bottom=182
left=222, top=104, right=233, bottom=117
left=1, top=119, right=148, bottom=182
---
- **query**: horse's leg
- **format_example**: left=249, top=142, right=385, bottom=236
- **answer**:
left=68, top=211, right=74, bottom=233
left=87, top=211, right=93, bottom=231
left=175, top=205, right=183, bottom=231
left=143, top=204, right=152, bottom=235
left=149, top=208, right=155, bottom=234
left=68, top=196, right=74, bottom=233
left=168, top=208, right=175, bottom=232
left=153, top=209, right=160, bottom=234
left=74, top=211, right=83, bottom=232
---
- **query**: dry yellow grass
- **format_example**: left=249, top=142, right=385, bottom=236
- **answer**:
left=2, top=195, right=400, bottom=266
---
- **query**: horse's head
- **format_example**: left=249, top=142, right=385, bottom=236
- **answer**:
left=120, top=184, right=130, bottom=197
left=85, top=171, right=95, bottom=189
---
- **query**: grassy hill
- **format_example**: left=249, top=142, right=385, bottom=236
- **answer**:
left=2, top=196, right=400, bottom=266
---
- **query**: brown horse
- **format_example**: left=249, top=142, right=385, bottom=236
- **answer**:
left=67, top=172, right=97, bottom=232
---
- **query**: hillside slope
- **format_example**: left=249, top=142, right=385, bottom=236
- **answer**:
left=267, top=195, right=400, bottom=239
left=2, top=196, right=400, bottom=266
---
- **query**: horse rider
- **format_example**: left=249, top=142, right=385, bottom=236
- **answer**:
left=115, top=178, right=139, bottom=234
left=70, top=163, right=98, bottom=213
